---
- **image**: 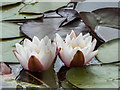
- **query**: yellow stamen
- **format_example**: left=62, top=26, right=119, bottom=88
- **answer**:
left=72, top=46, right=83, bottom=49
left=36, top=51, right=40, bottom=54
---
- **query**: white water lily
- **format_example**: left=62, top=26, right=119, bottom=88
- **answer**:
left=55, top=30, right=98, bottom=67
left=13, top=36, right=56, bottom=72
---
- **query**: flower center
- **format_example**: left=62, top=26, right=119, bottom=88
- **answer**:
left=36, top=50, right=40, bottom=54
left=72, top=46, right=83, bottom=49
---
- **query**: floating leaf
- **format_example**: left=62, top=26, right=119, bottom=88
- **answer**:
left=21, top=17, right=90, bottom=40
left=20, top=18, right=65, bottom=40
left=1, top=3, right=43, bottom=21
left=61, top=80, right=75, bottom=89
left=20, top=2, right=69, bottom=14
left=0, top=22, right=24, bottom=40
left=80, top=8, right=120, bottom=42
left=95, top=26, right=120, bottom=42
left=0, top=1, right=22, bottom=7
left=0, top=38, right=23, bottom=63
left=75, top=2, right=118, bottom=12
left=66, top=65, right=119, bottom=88
left=96, top=38, right=120, bottom=63
left=57, top=9, right=80, bottom=27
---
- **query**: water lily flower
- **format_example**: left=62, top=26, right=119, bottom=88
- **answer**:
left=55, top=30, right=98, bottom=67
left=13, top=36, right=56, bottom=72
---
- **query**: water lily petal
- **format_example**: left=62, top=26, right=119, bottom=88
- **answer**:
left=16, top=43, right=27, bottom=59
left=55, top=33, right=64, bottom=48
left=91, top=39, right=97, bottom=51
left=83, top=33, right=90, bottom=39
left=84, top=50, right=98, bottom=64
left=76, top=33, right=85, bottom=47
left=36, top=50, right=55, bottom=70
left=70, top=30, right=77, bottom=39
left=85, top=36, right=92, bottom=46
left=33, top=36, right=40, bottom=45
left=13, top=50, right=28, bottom=70
left=59, top=45, right=73, bottom=67
left=65, top=34, right=71, bottom=44
left=43, top=36, right=49, bottom=45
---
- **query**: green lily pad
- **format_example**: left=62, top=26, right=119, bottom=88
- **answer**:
left=20, top=2, right=69, bottom=14
left=0, top=1, right=22, bottom=7
left=0, top=22, right=24, bottom=39
left=1, top=3, right=43, bottom=21
left=0, top=38, right=23, bottom=63
left=61, top=80, right=75, bottom=89
left=66, top=65, right=119, bottom=88
left=96, top=38, right=120, bottom=63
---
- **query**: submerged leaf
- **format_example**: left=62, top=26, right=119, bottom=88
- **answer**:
left=96, top=38, right=120, bottom=63
left=66, top=65, right=119, bottom=88
left=17, top=66, right=58, bottom=88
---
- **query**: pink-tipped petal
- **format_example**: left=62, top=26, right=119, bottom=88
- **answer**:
left=70, top=50, right=85, bottom=67
left=70, top=30, right=77, bottom=39
left=0, top=63, right=12, bottom=75
left=84, top=50, right=98, bottom=65
left=59, top=45, right=73, bottom=67
left=13, top=50, right=28, bottom=70
left=28, top=55, right=44, bottom=72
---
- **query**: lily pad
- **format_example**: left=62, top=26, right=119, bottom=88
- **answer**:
left=20, top=18, right=65, bottom=40
left=20, top=2, right=69, bottom=14
left=0, top=1, right=22, bottom=7
left=80, top=8, right=120, bottom=42
left=66, top=65, right=119, bottom=88
left=96, top=38, right=120, bottom=63
left=1, top=3, right=43, bottom=21
left=75, top=2, right=118, bottom=12
left=21, top=18, right=90, bottom=40
left=57, top=9, right=80, bottom=27
left=0, top=38, right=23, bottom=63
left=95, top=26, right=120, bottom=42
left=61, top=80, right=75, bottom=89
left=0, top=22, right=24, bottom=40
